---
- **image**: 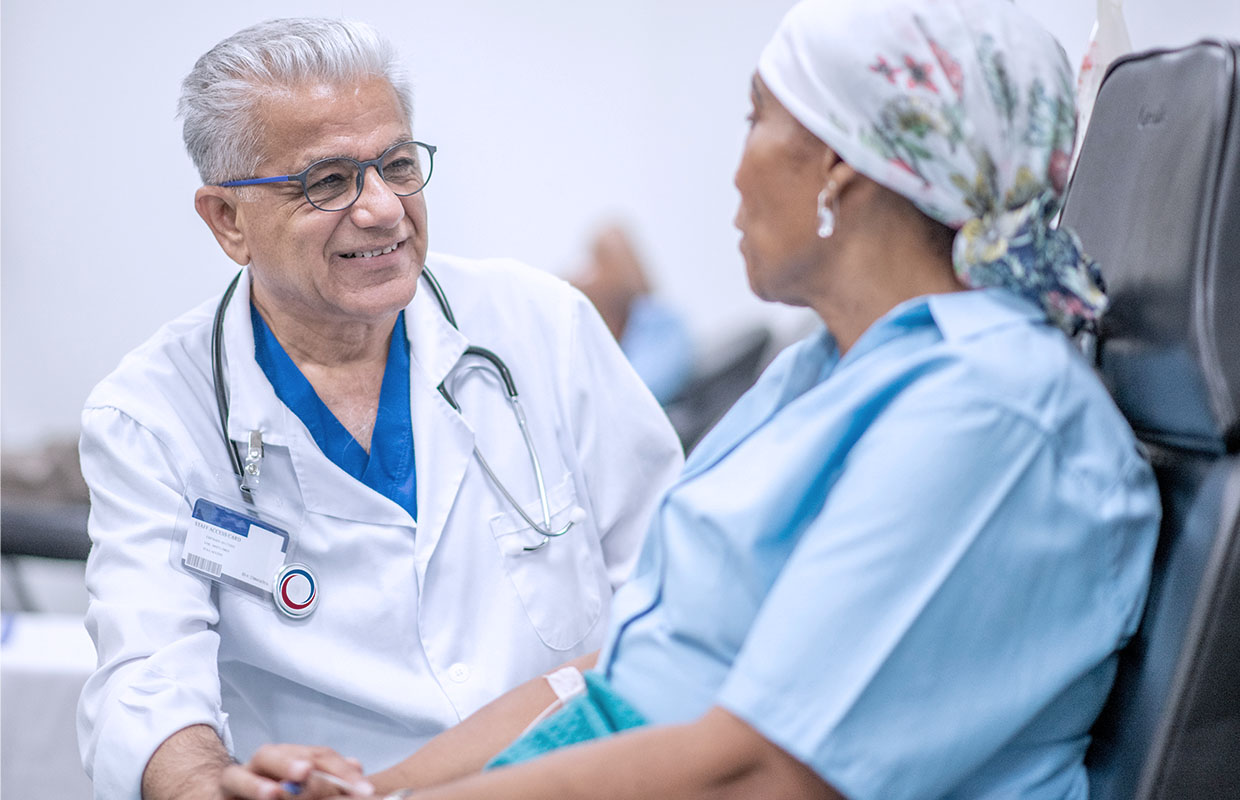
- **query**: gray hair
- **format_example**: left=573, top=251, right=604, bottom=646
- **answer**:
left=178, top=18, right=414, bottom=184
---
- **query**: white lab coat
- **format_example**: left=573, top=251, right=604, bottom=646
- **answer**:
left=77, top=253, right=683, bottom=799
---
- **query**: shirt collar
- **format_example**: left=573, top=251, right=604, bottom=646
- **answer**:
left=685, top=289, right=1047, bottom=479
left=841, top=288, right=1047, bottom=366
left=222, top=266, right=472, bottom=446
left=924, top=288, right=1047, bottom=341
left=405, top=269, right=470, bottom=390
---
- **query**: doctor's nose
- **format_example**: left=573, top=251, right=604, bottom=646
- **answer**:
left=349, top=165, right=405, bottom=229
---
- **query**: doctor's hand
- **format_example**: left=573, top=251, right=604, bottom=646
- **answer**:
left=220, top=744, right=375, bottom=799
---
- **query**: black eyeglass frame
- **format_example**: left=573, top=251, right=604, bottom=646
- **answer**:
left=217, top=140, right=436, bottom=212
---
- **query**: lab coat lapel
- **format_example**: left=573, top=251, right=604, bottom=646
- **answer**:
left=223, top=269, right=291, bottom=449
left=405, top=281, right=474, bottom=572
left=222, top=268, right=423, bottom=527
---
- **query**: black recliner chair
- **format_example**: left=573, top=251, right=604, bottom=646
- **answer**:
left=1061, top=40, right=1240, bottom=799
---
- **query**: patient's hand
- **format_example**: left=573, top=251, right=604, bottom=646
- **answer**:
left=220, top=743, right=374, bottom=799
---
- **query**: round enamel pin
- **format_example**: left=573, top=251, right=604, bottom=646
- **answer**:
left=274, top=563, right=318, bottom=618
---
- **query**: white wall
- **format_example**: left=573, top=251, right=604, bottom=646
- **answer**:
left=1018, top=0, right=1240, bottom=76
left=3, top=0, right=1238, bottom=449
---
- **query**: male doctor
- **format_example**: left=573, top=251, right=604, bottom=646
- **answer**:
left=77, top=18, right=682, bottom=800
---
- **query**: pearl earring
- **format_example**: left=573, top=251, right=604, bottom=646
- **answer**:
left=817, top=182, right=838, bottom=238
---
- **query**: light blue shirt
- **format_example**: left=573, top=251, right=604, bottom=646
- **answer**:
left=620, top=295, right=694, bottom=405
left=599, top=289, right=1160, bottom=800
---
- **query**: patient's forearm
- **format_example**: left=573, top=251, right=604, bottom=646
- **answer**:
left=405, top=707, right=840, bottom=800
left=368, top=652, right=598, bottom=794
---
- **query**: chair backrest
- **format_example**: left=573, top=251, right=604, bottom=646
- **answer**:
left=665, top=327, right=772, bottom=452
left=1061, top=40, right=1240, bottom=800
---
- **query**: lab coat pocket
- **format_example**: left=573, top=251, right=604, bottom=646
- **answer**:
left=489, top=475, right=602, bottom=651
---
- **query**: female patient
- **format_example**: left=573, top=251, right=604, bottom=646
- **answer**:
left=226, top=0, right=1159, bottom=797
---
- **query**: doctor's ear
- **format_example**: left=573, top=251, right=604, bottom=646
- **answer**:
left=194, top=186, right=252, bottom=267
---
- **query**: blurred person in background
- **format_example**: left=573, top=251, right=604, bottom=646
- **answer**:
left=571, top=224, right=695, bottom=406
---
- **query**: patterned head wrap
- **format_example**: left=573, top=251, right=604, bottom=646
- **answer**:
left=758, top=0, right=1106, bottom=334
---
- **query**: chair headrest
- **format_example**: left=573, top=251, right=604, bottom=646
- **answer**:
left=1063, top=40, right=1240, bottom=454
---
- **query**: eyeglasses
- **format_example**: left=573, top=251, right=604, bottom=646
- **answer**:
left=218, top=140, right=436, bottom=212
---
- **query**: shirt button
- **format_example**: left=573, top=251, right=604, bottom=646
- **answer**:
left=448, top=663, right=470, bottom=683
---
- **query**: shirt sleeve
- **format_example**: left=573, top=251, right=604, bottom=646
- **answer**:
left=77, top=405, right=232, bottom=800
left=716, top=393, right=1156, bottom=800
left=563, top=290, right=684, bottom=590
left=619, top=295, right=695, bottom=405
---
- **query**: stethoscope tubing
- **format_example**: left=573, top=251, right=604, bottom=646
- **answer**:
left=212, top=271, right=252, bottom=499
left=211, top=267, right=577, bottom=548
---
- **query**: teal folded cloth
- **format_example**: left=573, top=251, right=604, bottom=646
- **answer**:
left=486, top=671, right=648, bottom=769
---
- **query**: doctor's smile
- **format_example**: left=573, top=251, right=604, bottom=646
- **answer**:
left=340, top=240, right=405, bottom=259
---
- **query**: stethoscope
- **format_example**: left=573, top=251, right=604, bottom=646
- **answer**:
left=211, top=267, right=582, bottom=551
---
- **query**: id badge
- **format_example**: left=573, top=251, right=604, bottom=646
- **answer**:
left=182, top=498, right=290, bottom=595
left=174, top=474, right=302, bottom=606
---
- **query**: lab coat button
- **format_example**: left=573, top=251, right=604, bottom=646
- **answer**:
left=448, top=663, right=470, bottom=682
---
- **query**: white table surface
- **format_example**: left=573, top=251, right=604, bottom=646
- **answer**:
left=2, top=612, right=97, bottom=800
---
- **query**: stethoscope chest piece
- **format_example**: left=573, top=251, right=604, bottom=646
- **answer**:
left=274, top=563, right=319, bottom=618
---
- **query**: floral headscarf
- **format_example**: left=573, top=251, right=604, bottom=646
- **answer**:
left=758, top=0, right=1107, bottom=334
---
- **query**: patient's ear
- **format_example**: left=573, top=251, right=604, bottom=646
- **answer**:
left=194, top=187, right=251, bottom=266
left=821, top=154, right=860, bottom=196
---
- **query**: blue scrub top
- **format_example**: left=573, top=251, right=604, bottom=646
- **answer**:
left=598, top=288, right=1160, bottom=800
left=252, top=306, right=417, bottom=521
